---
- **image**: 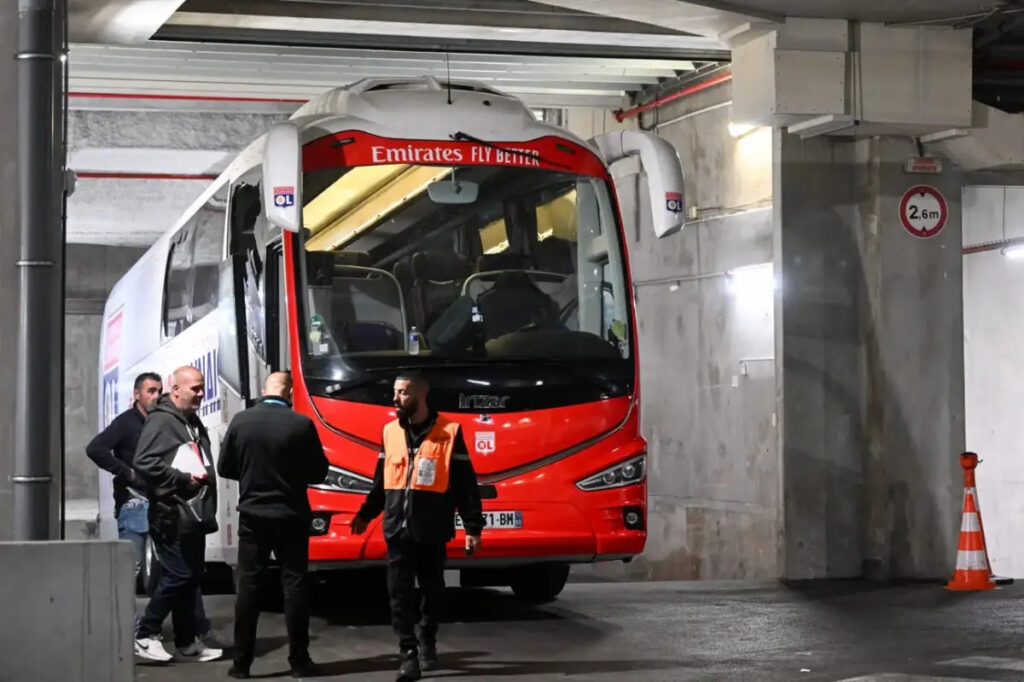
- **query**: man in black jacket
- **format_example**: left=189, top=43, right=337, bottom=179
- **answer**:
left=132, top=366, right=221, bottom=664
left=86, top=371, right=161, bottom=574
left=351, top=371, right=484, bottom=682
left=85, top=371, right=215, bottom=643
left=217, top=371, right=330, bottom=679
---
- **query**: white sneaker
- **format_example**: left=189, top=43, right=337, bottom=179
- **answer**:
left=134, top=636, right=173, bottom=662
left=176, top=637, right=223, bottom=662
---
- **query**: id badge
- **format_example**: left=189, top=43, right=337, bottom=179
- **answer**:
left=415, top=458, right=437, bottom=487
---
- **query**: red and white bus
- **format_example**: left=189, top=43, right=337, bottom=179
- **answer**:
left=98, top=76, right=684, bottom=600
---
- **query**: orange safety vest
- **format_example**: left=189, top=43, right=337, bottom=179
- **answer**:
left=382, top=415, right=460, bottom=494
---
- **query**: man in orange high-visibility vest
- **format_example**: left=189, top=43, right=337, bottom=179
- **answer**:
left=351, top=370, right=484, bottom=682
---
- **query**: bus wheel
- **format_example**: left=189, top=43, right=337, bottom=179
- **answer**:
left=141, top=535, right=162, bottom=597
left=510, top=563, right=569, bottom=603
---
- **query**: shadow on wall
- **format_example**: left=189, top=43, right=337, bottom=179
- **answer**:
left=780, top=193, right=949, bottom=581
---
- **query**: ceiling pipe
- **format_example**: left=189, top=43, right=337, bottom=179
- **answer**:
left=614, top=72, right=731, bottom=122
left=73, top=171, right=218, bottom=180
left=68, top=91, right=307, bottom=103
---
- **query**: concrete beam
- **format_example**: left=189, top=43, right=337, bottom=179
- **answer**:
left=69, top=110, right=288, bottom=150
left=529, top=0, right=778, bottom=40
left=68, top=177, right=208, bottom=245
left=163, top=11, right=724, bottom=53
left=69, top=0, right=185, bottom=42
left=69, top=147, right=235, bottom=175
left=179, top=0, right=687, bottom=36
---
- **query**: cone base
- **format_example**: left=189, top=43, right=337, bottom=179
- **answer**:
left=946, top=573, right=996, bottom=591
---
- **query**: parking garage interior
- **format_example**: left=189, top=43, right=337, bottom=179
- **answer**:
left=7, top=1, right=1024, bottom=680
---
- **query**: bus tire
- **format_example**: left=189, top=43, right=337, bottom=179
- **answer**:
left=510, top=562, right=569, bottom=602
left=141, top=535, right=162, bottom=597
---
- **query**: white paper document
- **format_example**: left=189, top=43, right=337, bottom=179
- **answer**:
left=170, top=442, right=207, bottom=478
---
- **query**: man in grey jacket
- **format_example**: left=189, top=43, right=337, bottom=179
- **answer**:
left=132, top=366, right=222, bottom=663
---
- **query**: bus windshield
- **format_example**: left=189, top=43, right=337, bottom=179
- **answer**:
left=298, top=145, right=634, bottom=406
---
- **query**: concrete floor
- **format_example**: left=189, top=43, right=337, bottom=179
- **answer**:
left=135, top=578, right=1024, bottom=681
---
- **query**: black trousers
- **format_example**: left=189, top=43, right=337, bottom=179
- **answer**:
left=234, top=514, right=311, bottom=669
left=386, top=536, right=447, bottom=652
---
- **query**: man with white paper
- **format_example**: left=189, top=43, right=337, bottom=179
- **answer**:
left=132, top=366, right=222, bottom=663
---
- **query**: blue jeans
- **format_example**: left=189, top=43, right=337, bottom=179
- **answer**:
left=120, top=500, right=211, bottom=638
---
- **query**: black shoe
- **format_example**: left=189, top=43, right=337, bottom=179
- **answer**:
left=227, top=666, right=251, bottom=679
left=396, top=650, right=422, bottom=681
left=419, top=643, right=438, bottom=671
left=290, top=659, right=321, bottom=678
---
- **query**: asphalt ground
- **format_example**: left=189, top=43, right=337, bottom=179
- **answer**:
left=135, top=577, right=1024, bottom=681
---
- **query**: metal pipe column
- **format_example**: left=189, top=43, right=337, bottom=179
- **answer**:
left=13, top=0, right=62, bottom=540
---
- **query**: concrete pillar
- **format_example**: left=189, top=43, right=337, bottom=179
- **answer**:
left=0, top=0, right=18, bottom=539
left=775, top=131, right=964, bottom=580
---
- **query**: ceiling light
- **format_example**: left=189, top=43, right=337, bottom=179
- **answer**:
left=728, top=122, right=755, bottom=138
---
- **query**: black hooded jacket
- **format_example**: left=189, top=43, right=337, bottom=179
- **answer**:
left=133, top=394, right=218, bottom=538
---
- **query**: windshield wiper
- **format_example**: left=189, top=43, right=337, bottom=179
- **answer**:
left=320, top=358, right=624, bottom=396
left=494, top=357, right=623, bottom=393
left=451, top=131, right=572, bottom=170
left=323, top=362, right=480, bottom=395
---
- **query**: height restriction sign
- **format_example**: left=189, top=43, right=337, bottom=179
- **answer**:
left=898, top=185, right=947, bottom=238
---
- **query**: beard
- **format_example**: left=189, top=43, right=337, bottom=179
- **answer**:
left=395, top=398, right=418, bottom=420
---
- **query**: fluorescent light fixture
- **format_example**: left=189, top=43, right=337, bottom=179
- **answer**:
left=728, top=122, right=756, bottom=138
left=306, top=165, right=451, bottom=251
left=1003, top=244, right=1024, bottom=260
left=919, top=128, right=971, bottom=144
left=787, top=114, right=856, bottom=139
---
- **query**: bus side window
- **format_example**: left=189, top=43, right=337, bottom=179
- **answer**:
left=191, top=191, right=226, bottom=322
left=162, top=185, right=227, bottom=340
left=163, top=222, right=195, bottom=338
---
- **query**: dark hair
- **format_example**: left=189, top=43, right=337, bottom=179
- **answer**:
left=134, top=372, right=162, bottom=390
left=395, top=370, right=427, bottom=388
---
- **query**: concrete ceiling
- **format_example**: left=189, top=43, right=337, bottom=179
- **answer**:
left=68, top=41, right=696, bottom=109
left=673, top=0, right=1010, bottom=24
left=63, top=0, right=1024, bottom=248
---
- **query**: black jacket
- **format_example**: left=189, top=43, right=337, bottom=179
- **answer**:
left=356, top=411, right=485, bottom=544
left=85, top=406, right=147, bottom=511
left=133, top=395, right=218, bottom=538
left=217, top=397, right=330, bottom=520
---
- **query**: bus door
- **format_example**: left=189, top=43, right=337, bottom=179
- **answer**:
left=221, top=174, right=288, bottom=407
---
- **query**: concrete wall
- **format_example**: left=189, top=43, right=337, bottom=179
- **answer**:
left=961, top=181, right=1024, bottom=578
left=65, top=244, right=147, bottom=511
left=567, top=83, right=779, bottom=580
left=0, top=540, right=134, bottom=682
left=0, top=0, right=16, bottom=540
left=776, top=134, right=964, bottom=580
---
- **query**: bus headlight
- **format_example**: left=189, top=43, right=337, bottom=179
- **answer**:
left=310, top=465, right=374, bottom=494
left=575, top=455, right=646, bottom=491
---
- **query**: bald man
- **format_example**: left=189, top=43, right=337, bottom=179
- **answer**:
left=132, top=366, right=222, bottom=663
left=217, top=371, right=329, bottom=679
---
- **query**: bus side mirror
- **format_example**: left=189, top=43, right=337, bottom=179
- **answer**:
left=262, top=122, right=302, bottom=234
left=590, top=130, right=685, bottom=238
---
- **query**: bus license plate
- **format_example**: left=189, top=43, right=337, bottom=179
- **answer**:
left=456, top=511, right=522, bottom=529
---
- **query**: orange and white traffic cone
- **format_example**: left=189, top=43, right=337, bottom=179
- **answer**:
left=947, top=452, right=996, bottom=591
